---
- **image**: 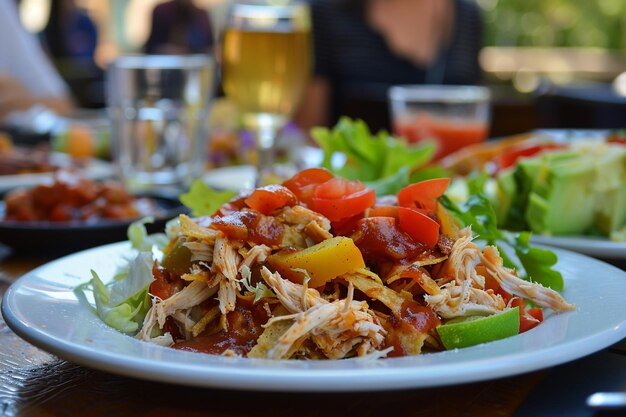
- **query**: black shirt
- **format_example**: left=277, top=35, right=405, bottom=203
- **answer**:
left=309, top=0, right=483, bottom=130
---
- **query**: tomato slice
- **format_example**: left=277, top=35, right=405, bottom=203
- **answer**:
left=311, top=178, right=376, bottom=222
left=397, top=206, right=440, bottom=248
left=313, top=177, right=365, bottom=199
left=282, top=168, right=335, bottom=206
left=510, top=298, right=544, bottom=333
left=150, top=261, right=183, bottom=300
left=367, top=205, right=399, bottom=218
left=494, top=143, right=566, bottom=172
left=244, top=185, right=297, bottom=215
left=397, top=178, right=451, bottom=213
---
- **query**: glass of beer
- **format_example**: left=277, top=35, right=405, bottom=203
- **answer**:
left=222, top=1, right=311, bottom=185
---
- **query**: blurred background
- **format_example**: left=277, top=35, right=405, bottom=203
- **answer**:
left=11, top=0, right=626, bottom=136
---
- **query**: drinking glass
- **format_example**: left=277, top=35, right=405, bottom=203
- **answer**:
left=106, top=55, right=215, bottom=193
left=221, top=1, right=311, bottom=185
left=389, top=85, right=491, bottom=160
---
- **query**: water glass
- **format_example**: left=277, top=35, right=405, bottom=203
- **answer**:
left=106, top=55, right=215, bottom=192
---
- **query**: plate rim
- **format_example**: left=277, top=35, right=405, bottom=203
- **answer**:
left=3, top=242, right=626, bottom=392
left=531, top=234, right=626, bottom=259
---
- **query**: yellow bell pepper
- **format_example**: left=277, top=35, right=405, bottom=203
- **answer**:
left=268, top=237, right=365, bottom=288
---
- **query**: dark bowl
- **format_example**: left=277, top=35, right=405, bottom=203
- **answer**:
left=0, top=195, right=188, bottom=256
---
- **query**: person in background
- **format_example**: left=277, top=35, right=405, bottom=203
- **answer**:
left=0, top=0, right=73, bottom=121
left=40, top=0, right=104, bottom=108
left=144, top=0, right=214, bottom=55
left=42, top=0, right=98, bottom=62
left=295, top=0, right=483, bottom=132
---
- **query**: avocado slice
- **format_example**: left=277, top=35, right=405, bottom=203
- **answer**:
left=493, top=168, right=517, bottom=227
left=492, top=141, right=626, bottom=237
left=593, top=146, right=626, bottom=234
left=525, top=154, right=596, bottom=235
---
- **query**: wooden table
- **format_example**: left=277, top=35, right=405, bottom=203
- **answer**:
left=0, top=247, right=622, bottom=417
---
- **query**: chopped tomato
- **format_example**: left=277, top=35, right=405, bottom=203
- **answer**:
left=367, top=205, right=399, bottom=218
left=399, top=300, right=441, bottom=333
left=607, top=137, right=626, bottom=145
left=494, top=143, right=566, bottom=172
left=215, top=192, right=250, bottom=216
left=511, top=298, right=544, bottom=333
left=397, top=178, right=451, bottom=213
left=311, top=178, right=376, bottom=222
left=244, top=185, right=297, bottom=215
left=282, top=168, right=335, bottom=205
left=352, top=216, right=422, bottom=261
left=314, top=177, right=365, bottom=199
left=150, top=262, right=183, bottom=300
left=397, top=207, right=440, bottom=248
left=330, top=213, right=363, bottom=236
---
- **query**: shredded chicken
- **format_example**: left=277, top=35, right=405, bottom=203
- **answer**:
left=154, top=280, right=218, bottom=328
left=213, top=237, right=242, bottom=314
left=179, top=214, right=219, bottom=244
left=426, top=283, right=506, bottom=318
left=425, top=227, right=575, bottom=316
left=184, top=241, right=214, bottom=262
left=276, top=205, right=333, bottom=245
left=260, top=267, right=323, bottom=313
left=480, top=245, right=575, bottom=312
left=260, top=268, right=387, bottom=359
left=136, top=298, right=174, bottom=346
left=239, top=244, right=271, bottom=270
left=445, top=228, right=485, bottom=289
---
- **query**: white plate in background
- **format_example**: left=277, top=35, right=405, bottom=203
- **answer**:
left=0, top=153, right=114, bottom=193
left=532, top=235, right=626, bottom=259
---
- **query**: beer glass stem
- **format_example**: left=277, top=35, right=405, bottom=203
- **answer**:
left=243, top=113, right=286, bottom=187
left=256, top=124, right=277, bottom=187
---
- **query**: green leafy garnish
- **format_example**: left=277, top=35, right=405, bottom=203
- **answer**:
left=311, top=117, right=436, bottom=194
left=239, top=265, right=276, bottom=303
left=86, top=252, right=155, bottom=333
left=441, top=175, right=564, bottom=291
left=180, top=179, right=236, bottom=217
left=127, top=217, right=168, bottom=251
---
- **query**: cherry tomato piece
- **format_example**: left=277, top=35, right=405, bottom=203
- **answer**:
left=311, top=178, right=376, bottom=222
left=282, top=168, right=335, bottom=205
left=511, top=298, right=544, bottom=333
left=397, top=207, right=440, bottom=248
left=397, top=178, right=451, bottom=212
left=244, top=185, right=297, bottom=215
left=494, top=143, right=566, bottom=172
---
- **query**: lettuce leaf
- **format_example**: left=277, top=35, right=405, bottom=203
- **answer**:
left=127, top=217, right=168, bottom=252
left=311, top=117, right=435, bottom=194
left=88, top=252, right=155, bottom=333
left=179, top=179, right=236, bottom=217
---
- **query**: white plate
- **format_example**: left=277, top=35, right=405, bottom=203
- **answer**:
left=0, top=153, right=114, bottom=193
left=202, top=147, right=325, bottom=192
left=532, top=235, right=626, bottom=259
left=3, top=243, right=626, bottom=392
left=203, top=165, right=256, bottom=192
